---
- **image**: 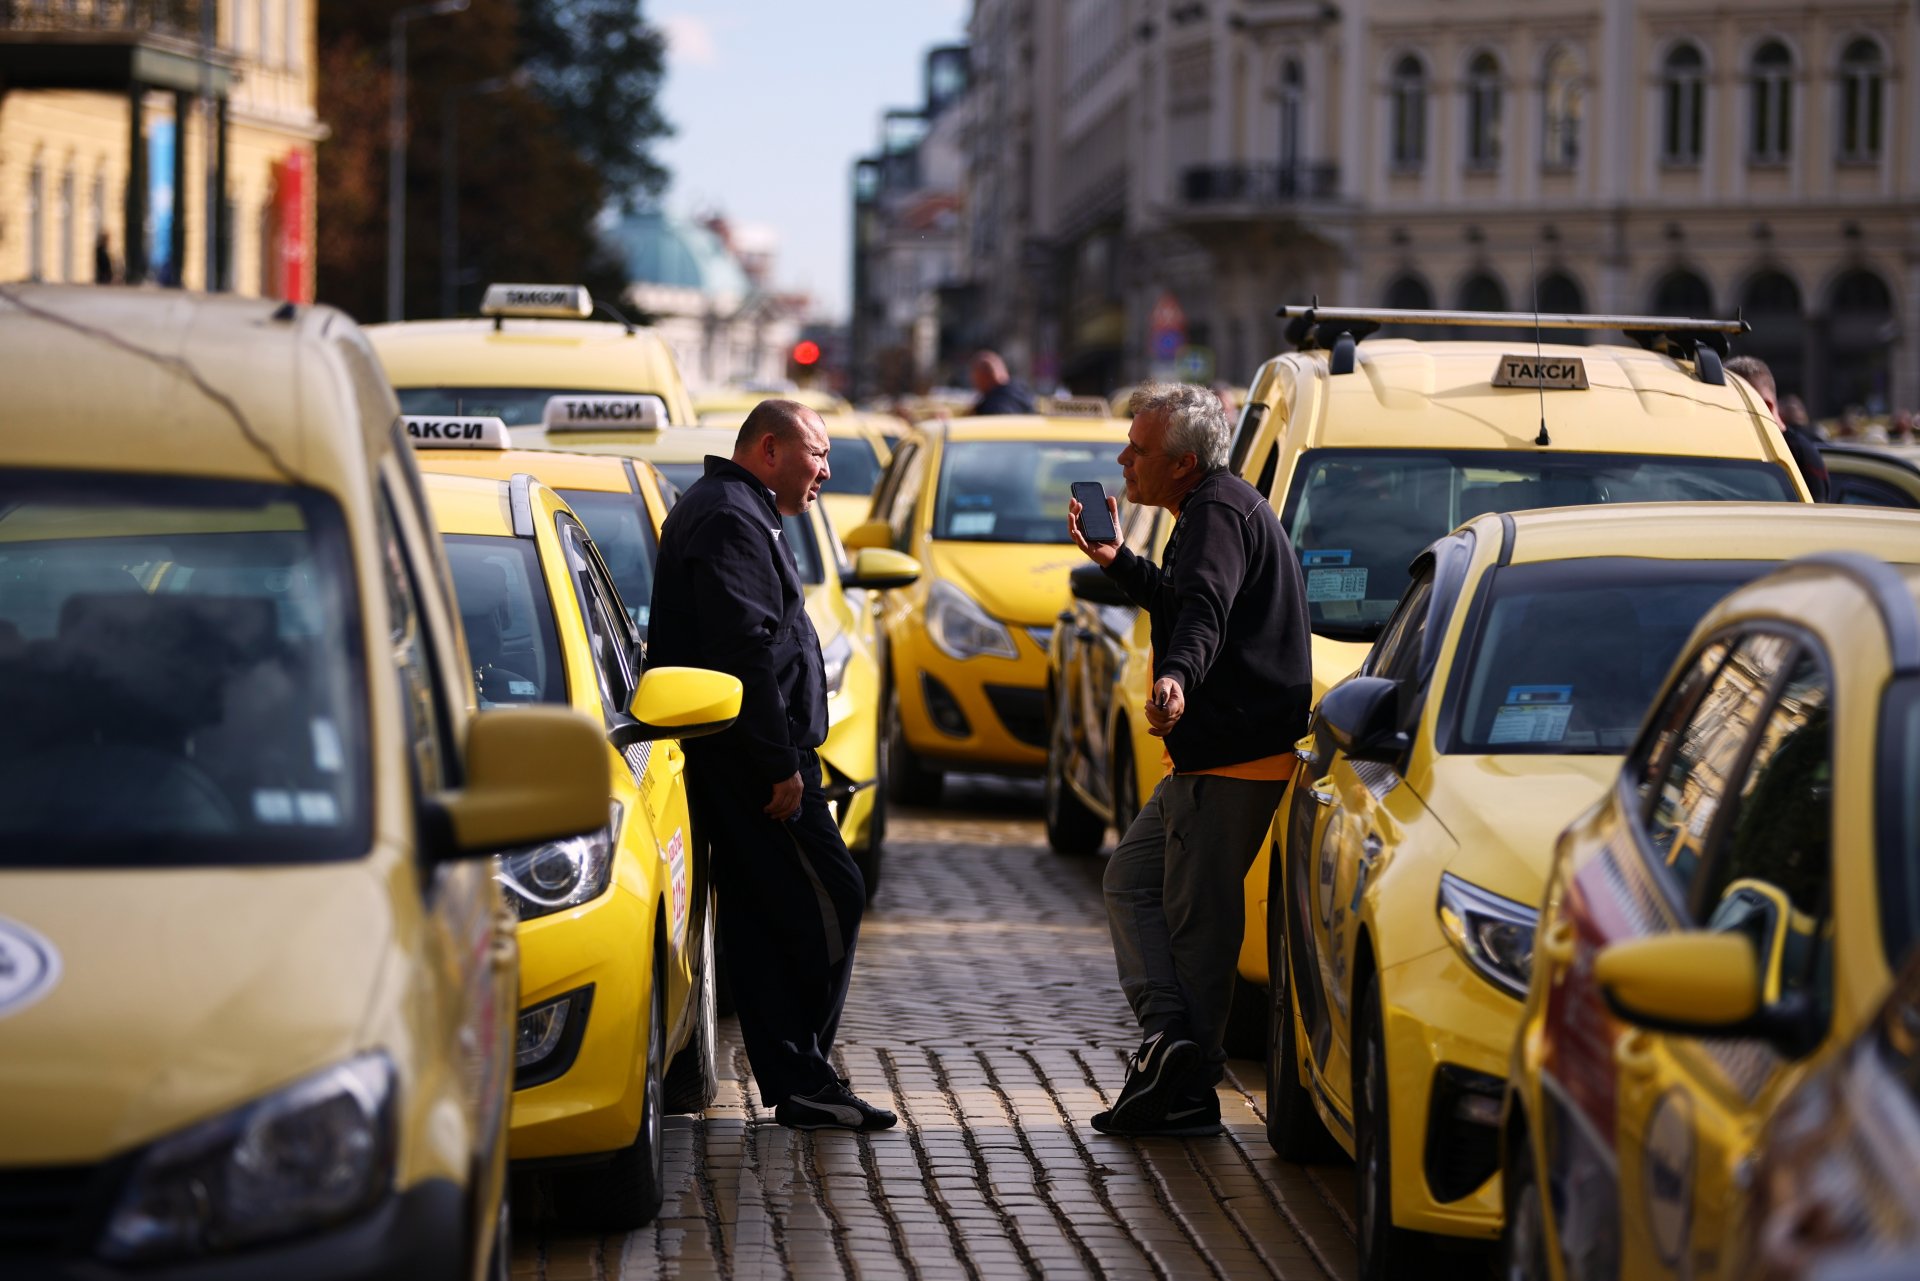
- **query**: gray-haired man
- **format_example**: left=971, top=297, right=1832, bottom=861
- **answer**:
left=1068, top=383, right=1313, bottom=1136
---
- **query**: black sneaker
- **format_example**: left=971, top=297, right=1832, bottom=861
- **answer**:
left=1093, top=1086, right=1222, bottom=1138
left=775, top=1083, right=898, bottom=1131
left=1090, top=1031, right=1201, bottom=1131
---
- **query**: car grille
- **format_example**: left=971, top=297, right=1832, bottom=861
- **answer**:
left=984, top=685, right=1047, bottom=748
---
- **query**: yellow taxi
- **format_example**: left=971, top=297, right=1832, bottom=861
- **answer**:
left=1268, top=504, right=1920, bottom=1281
left=1820, top=441, right=1920, bottom=509
left=1233, top=305, right=1815, bottom=1051
left=508, top=413, right=920, bottom=895
left=846, top=414, right=1128, bottom=799
left=364, top=282, right=698, bottom=431
left=692, top=385, right=850, bottom=420
left=417, top=465, right=741, bottom=1230
left=0, top=284, right=612, bottom=1277
left=1501, top=550, right=1920, bottom=1281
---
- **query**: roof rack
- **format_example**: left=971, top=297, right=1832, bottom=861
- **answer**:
left=1275, top=303, right=1749, bottom=384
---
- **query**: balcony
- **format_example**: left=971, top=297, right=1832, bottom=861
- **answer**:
left=0, top=1, right=233, bottom=95
left=1180, top=163, right=1340, bottom=209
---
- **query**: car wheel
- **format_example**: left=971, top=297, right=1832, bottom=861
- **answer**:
left=884, top=682, right=941, bottom=806
left=1043, top=696, right=1105, bottom=855
left=556, top=958, right=666, bottom=1230
left=1502, top=1124, right=1550, bottom=1281
left=1356, top=973, right=1426, bottom=1281
left=663, top=894, right=718, bottom=1113
left=1265, top=911, right=1340, bottom=1161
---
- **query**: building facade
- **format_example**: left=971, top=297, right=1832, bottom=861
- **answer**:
left=0, top=1, right=323, bottom=298
left=959, top=0, right=1917, bottom=415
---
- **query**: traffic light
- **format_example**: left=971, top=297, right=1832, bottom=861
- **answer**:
left=791, top=339, right=821, bottom=368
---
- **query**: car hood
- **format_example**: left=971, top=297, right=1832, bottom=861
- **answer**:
left=928, top=541, right=1086, bottom=628
left=1311, top=632, right=1371, bottom=701
left=1423, top=754, right=1621, bottom=908
left=0, top=864, right=391, bottom=1164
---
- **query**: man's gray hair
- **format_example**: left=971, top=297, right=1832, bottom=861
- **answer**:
left=1129, top=382, right=1231, bottom=471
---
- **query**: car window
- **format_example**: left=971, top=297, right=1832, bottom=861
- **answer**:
left=880, top=441, right=923, bottom=537
left=559, top=518, right=635, bottom=718
left=1366, top=571, right=1435, bottom=686
left=379, top=487, right=451, bottom=799
left=933, top=440, right=1126, bottom=544
left=1640, top=632, right=1797, bottom=894
left=1694, top=649, right=1832, bottom=1015
left=823, top=435, right=882, bottom=495
left=1832, top=474, right=1920, bottom=509
left=443, top=535, right=566, bottom=709
left=556, top=488, right=656, bottom=632
left=783, top=514, right=824, bottom=585
left=396, top=385, right=674, bottom=427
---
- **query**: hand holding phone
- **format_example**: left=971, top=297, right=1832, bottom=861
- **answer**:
left=1069, top=481, right=1118, bottom=543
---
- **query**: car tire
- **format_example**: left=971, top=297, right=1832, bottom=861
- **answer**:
left=664, top=896, right=718, bottom=1114
left=1043, top=698, right=1105, bottom=855
left=1356, top=972, right=1427, bottom=1281
left=555, top=958, right=666, bottom=1230
left=884, top=682, right=941, bottom=806
left=1503, top=1122, right=1551, bottom=1281
left=1265, top=910, right=1341, bottom=1161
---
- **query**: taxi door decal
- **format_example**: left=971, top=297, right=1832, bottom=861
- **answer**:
left=667, top=827, right=690, bottom=946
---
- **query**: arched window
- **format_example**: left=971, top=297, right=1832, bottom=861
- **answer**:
left=1459, top=272, right=1508, bottom=313
left=1542, top=47, right=1582, bottom=169
left=1279, top=59, right=1304, bottom=170
left=1838, top=38, right=1884, bottom=163
left=1380, top=274, right=1434, bottom=338
left=1737, top=270, right=1805, bottom=402
left=1466, top=52, right=1502, bottom=170
left=1390, top=55, right=1426, bottom=171
left=1826, top=269, right=1894, bottom=414
left=1533, top=271, right=1587, bottom=342
left=1749, top=40, right=1793, bottom=164
left=1662, top=42, right=1706, bottom=165
left=1652, top=269, right=1714, bottom=317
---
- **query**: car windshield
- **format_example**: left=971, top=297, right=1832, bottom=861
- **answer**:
left=0, top=472, right=368, bottom=865
left=396, top=386, right=671, bottom=428
left=654, top=462, right=701, bottom=495
left=556, top=489, right=656, bottom=631
left=824, top=436, right=882, bottom=494
left=1281, top=449, right=1799, bottom=640
left=644, top=463, right=821, bottom=584
left=442, top=536, right=566, bottom=708
left=934, top=440, right=1125, bottom=544
left=1447, top=558, right=1771, bottom=755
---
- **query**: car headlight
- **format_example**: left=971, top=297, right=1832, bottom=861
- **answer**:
left=926, top=578, right=1017, bottom=661
left=497, top=803, right=620, bottom=920
left=1437, top=872, right=1538, bottom=999
left=822, top=631, right=854, bottom=697
left=101, top=1053, right=395, bottom=1264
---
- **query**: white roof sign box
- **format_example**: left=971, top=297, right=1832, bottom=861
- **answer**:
left=480, top=283, right=593, bottom=319
left=1047, top=395, right=1115, bottom=419
left=402, top=415, right=510, bottom=449
left=542, top=393, right=668, bottom=432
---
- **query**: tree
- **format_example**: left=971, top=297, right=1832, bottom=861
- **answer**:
left=517, top=0, right=673, bottom=207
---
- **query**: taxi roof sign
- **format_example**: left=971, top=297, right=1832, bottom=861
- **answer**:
left=1045, top=395, right=1115, bottom=419
left=403, top=415, right=510, bottom=449
left=480, top=283, right=593, bottom=320
left=542, top=393, right=667, bottom=433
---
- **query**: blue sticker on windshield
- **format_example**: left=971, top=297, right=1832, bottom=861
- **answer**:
left=1491, top=685, right=1575, bottom=744
left=1505, top=684, right=1572, bottom=705
left=954, top=493, right=995, bottom=508
left=1302, top=549, right=1353, bottom=567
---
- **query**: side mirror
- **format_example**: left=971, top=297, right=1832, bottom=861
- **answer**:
left=1595, top=933, right=1760, bottom=1032
left=1317, top=675, right=1406, bottom=763
left=842, top=519, right=891, bottom=551
left=1068, top=563, right=1131, bottom=607
left=611, top=666, right=743, bottom=748
left=437, top=706, right=609, bottom=857
left=843, top=547, right=921, bottom=591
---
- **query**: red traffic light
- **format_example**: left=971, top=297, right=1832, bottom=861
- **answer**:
left=792, top=339, right=821, bottom=367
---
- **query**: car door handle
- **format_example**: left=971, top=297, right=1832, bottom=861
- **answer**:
left=1541, top=917, right=1576, bottom=965
left=1614, top=1029, right=1657, bottom=1078
left=1308, top=781, right=1337, bottom=806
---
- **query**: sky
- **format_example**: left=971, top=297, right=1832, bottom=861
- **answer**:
left=652, top=1, right=969, bottom=323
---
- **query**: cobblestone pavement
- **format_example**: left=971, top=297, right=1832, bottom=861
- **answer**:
left=511, top=777, right=1361, bottom=1280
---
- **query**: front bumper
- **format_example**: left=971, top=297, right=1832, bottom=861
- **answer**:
left=895, top=626, right=1051, bottom=771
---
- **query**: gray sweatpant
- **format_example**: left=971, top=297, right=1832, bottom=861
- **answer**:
left=1104, top=772, right=1289, bottom=1078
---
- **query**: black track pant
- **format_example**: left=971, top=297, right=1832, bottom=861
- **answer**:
left=688, top=748, right=865, bottom=1106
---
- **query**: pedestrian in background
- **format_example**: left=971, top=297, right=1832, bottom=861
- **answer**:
left=92, top=233, right=114, bottom=285
left=647, top=399, right=895, bottom=1131
left=1066, top=383, right=1313, bottom=1136
left=1727, top=355, right=1829, bottom=501
left=968, top=349, right=1035, bottom=415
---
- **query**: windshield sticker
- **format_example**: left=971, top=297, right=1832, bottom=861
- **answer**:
left=296, top=791, right=340, bottom=825
left=0, top=917, right=61, bottom=1019
left=1489, top=699, right=1574, bottom=744
left=1301, top=549, right=1353, bottom=567
left=1306, top=567, right=1368, bottom=602
left=950, top=512, right=997, bottom=536
left=1505, top=684, right=1573, bottom=706
left=953, top=493, right=994, bottom=509
left=311, top=718, right=344, bottom=773
left=509, top=679, right=538, bottom=697
left=253, top=789, right=296, bottom=823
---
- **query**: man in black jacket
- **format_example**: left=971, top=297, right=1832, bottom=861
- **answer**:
left=1068, top=383, right=1313, bottom=1136
left=1726, top=355, right=1829, bottom=501
left=649, top=399, right=894, bottom=1131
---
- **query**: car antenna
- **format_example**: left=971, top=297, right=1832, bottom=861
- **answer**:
left=1532, top=250, right=1551, bottom=447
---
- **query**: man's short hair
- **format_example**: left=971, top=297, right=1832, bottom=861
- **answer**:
left=1129, top=382, right=1231, bottom=471
left=1725, top=355, right=1777, bottom=403
left=735, top=399, right=814, bottom=453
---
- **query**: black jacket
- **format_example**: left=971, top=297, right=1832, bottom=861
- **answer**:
left=1782, top=426, right=1831, bottom=502
left=971, top=381, right=1035, bottom=415
left=1101, top=469, right=1313, bottom=772
left=648, top=456, right=826, bottom=786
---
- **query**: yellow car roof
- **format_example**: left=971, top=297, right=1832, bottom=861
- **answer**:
left=1491, top=502, right=1920, bottom=566
left=420, top=471, right=519, bottom=538
left=929, top=415, right=1132, bottom=442
left=1306, top=340, right=1775, bottom=458
left=0, top=285, right=395, bottom=495
left=413, top=446, right=641, bottom=494
left=363, top=317, right=695, bottom=426
left=693, top=387, right=850, bottom=418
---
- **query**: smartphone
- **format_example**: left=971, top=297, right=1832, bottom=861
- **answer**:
left=1071, top=481, right=1118, bottom=543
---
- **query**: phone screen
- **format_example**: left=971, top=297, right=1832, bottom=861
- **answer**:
left=1071, top=481, right=1117, bottom=543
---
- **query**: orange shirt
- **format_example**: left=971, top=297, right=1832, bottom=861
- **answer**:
left=1160, top=746, right=1295, bottom=782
